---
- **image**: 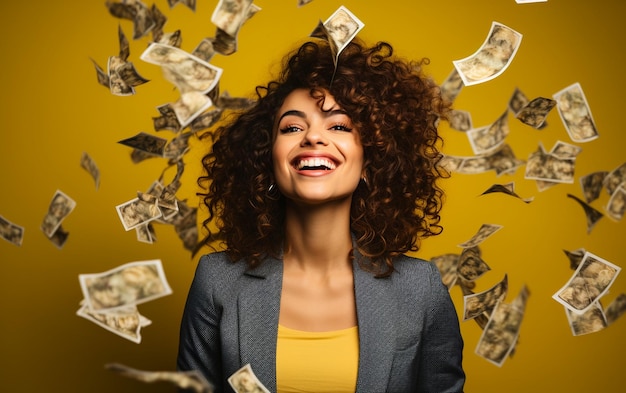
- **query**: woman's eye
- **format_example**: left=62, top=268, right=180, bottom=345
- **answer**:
left=279, top=125, right=302, bottom=134
left=330, top=123, right=353, bottom=132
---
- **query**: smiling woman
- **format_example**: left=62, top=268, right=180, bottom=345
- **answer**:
left=178, top=38, right=465, bottom=393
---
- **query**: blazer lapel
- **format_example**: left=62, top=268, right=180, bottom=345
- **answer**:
left=237, top=257, right=283, bottom=392
left=353, top=257, right=396, bottom=393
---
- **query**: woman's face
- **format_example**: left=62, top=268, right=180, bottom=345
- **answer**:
left=272, top=88, right=363, bottom=206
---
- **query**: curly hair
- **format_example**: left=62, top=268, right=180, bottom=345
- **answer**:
left=198, top=38, right=450, bottom=277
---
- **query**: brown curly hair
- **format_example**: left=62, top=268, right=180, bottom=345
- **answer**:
left=198, top=38, right=450, bottom=277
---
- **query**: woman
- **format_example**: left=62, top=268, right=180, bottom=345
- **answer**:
left=177, top=38, right=465, bottom=393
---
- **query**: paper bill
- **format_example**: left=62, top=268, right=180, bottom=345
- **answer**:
left=48, top=225, right=70, bottom=249
left=0, top=215, right=24, bottom=246
left=553, top=252, right=621, bottom=315
left=171, top=91, right=214, bottom=127
left=508, top=87, right=528, bottom=115
left=549, top=140, right=582, bottom=159
left=449, top=144, right=525, bottom=176
left=479, top=182, right=534, bottom=203
left=458, top=223, right=503, bottom=248
left=553, top=82, right=598, bottom=142
left=80, top=151, right=101, bottom=190
left=457, top=247, right=490, bottom=281
left=79, top=259, right=173, bottom=312
left=467, top=109, right=509, bottom=154
left=136, top=222, right=157, bottom=244
left=579, top=171, right=607, bottom=203
left=605, top=294, right=626, bottom=325
left=76, top=302, right=151, bottom=343
left=431, top=253, right=460, bottom=290
left=605, top=185, right=626, bottom=221
left=106, top=0, right=156, bottom=39
left=567, top=193, right=604, bottom=234
left=192, top=38, right=216, bottom=62
left=463, top=274, right=508, bottom=320
left=211, top=0, right=255, bottom=37
left=153, top=103, right=182, bottom=132
left=603, top=161, right=626, bottom=196
left=228, top=364, right=269, bottom=393
left=447, top=109, right=472, bottom=132
left=118, top=132, right=168, bottom=157
left=453, top=22, right=522, bottom=86
left=475, top=298, right=522, bottom=366
left=566, top=302, right=606, bottom=336
left=311, top=6, right=364, bottom=63
left=563, top=248, right=586, bottom=270
left=440, top=69, right=464, bottom=103
left=106, top=363, right=213, bottom=393
left=168, top=0, right=197, bottom=12
left=515, top=97, right=555, bottom=129
left=116, top=196, right=163, bottom=231
left=41, top=190, right=76, bottom=238
left=524, top=145, right=576, bottom=184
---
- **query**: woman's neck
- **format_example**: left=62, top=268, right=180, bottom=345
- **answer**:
left=282, top=199, right=353, bottom=272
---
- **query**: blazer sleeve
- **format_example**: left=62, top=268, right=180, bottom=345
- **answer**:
left=177, top=255, right=224, bottom=392
left=416, top=263, right=466, bottom=393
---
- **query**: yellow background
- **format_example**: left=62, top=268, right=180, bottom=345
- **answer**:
left=1, top=0, right=625, bottom=392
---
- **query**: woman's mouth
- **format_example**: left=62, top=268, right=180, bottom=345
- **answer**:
left=294, top=157, right=337, bottom=171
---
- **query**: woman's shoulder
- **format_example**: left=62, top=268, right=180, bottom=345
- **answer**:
left=390, top=254, right=442, bottom=286
left=194, top=251, right=249, bottom=283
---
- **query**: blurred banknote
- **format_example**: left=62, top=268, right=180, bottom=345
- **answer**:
left=605, top=185, right=626, bottom=221
left=79, top=259, right=173, bottom=312
left=443, top=144, right=525, bottom=176
left=457, top=246, right=490, bottom=281
left=515, top=97, right=555, bottom=129
left=458, top=223, right=503, bottom=248
left=603, top=161, right=626, bottom=196
left=552, top=252, right=621, bottom=315
left=41, top=190, right=76, bottom=238
left=76, top=302, right=151, bottom=343
left=431, top=253, right=460, bottom=290
left=228, top=364, right=270, bottom=393
left=211, top=0, right=255, bottom=37
left=118, top=132, right=168, bottom=157
left=565, top=302, right=606, bottom=336
left=605, top=294, right=626, bottom=326
left=440, top=69, right=464, bottom=103
left=311, top=6, right=364, bottom=62
left=480, top=182, right=534, bottom=203
left=579, top=171, right=607, bottom=203
left=524, top=143, right=576, bottom=184
left=453, top=22, right=522, bottom=86
left=467, top=109, right=509, bottom=154
left=475, top=285, right=528, bottom=366
left=553, top=82, right=599, bottom=142
left=463, top=274, right=508, bottom=321
left=567, top=193, right=604, bottom=234
left=106, top=0, right=156, bottom=39
left=447, top=109, right=473, bottom=132
left=80, top=151, right=101, bottom=190
left=116, top=196, right=163, bottom=231
left=106, top=363, right=213, bottom=393
left=0, top=215, right=24, bottom=246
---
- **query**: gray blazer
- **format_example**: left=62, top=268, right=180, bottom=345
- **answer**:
left=177, top=250, right=465, bottom=393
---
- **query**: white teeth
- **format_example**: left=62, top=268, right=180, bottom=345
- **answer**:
left=297, top=158, right=336, bottom=170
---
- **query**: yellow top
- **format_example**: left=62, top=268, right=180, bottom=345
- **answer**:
left=276, top=324, right=359, bottom=393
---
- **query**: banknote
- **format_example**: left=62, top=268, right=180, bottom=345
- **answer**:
left=76, top=302, right=151, bottom=343
left=553, top=252, right=621, bottom=315
left=107, top=362, right=212, bottom=392
left=579, top=171, right=607, bottom=203
left=453, top=22, right=522, bottom=86
left=108, top=55, right=134, bottom=96
left=605, top=185, right=626, bottom=221
left=467, top=109, right=509, bottom=154
left=80, top=152, right=101, bottom=190
left=211, top=0, right=255, bottom=37
left=605, top=294, right=626, bottom=325
left=116, top=196, right=162, bottom=231
left=322, top=6, right=364, bottom=60
left=474, top=298, right=521, bottom=366
left=170, top=91, right=214, bottom=127
left=79, top=259, right=173, bottom=312
left=453, top=143, right=525, bottom=176
left=48, top=225, right=69, bottom=249
left=0, top=215, right=24, bottom=246
left=508, top=87, right=528, bottom=115
left=603, top=161, right=626, bottom=196
left=567, top=193, right=604, bottom=234
left=524, top=145, right=575, bottom=184
left=563, top=248, right=586, bottom=270
left=431, top=253, right=460, bottom=290
left=192, top=38, right=216, bottom=62
left=440, top=69, right=464, bottom=103
left=141, top=42, right=223, bottom=94
left=41, top=190, right=76, bottom=238
left=479, top=182, right=533, bottom=203
left=553, top=82, right=599, bottom=143
left=153, top=103, right=181, bottom=132
left=106, top=0, right=156, bottom=39
left=565, top=302, right=606, bottom=336
left=228, top=364, right=270, bottom=393
left=149, top=3, right=168, bottom=43
left=515, top=97, right=555, bottom=129
left=448, top=109, right=472, bottom=132
left=463, top=274, right=508, bottom=320
left=457, top=246, right=490, bottom=281
left=168, top=0, right=197, bottom=11
left=118, top=132, right=168, bottom=157
left=136, top=222, right=157, bottom=244
left=458, top=223, right=503, bottom=248
left=549, top=140, right=582, bottom=159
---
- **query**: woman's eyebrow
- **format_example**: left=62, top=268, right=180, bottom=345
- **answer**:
left=277, top=110, right=306, bottom=122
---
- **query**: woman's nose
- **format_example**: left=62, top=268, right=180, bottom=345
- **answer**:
left=300, top=125, right=328, bottom=146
